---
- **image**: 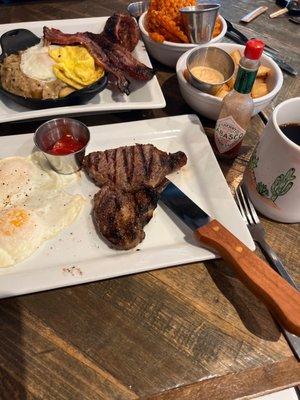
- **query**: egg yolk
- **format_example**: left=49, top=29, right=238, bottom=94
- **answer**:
left=0, top=208, right=29, bottom=236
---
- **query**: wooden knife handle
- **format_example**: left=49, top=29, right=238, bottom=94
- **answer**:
left=196, top=219, right=300, bottom=336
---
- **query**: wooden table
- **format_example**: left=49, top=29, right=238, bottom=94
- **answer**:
left=0, top=1, right=299, bottom=399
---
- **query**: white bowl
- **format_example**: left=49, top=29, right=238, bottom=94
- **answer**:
left=139, top=11, right=227, bottom=68
left=176, top=43, right=284, bottom=120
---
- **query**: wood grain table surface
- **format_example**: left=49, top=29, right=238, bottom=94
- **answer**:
left=0, top=0, right=299, bottom=399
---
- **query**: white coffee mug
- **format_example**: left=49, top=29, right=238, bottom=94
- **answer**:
left=243, top=97, right=300, bottom=223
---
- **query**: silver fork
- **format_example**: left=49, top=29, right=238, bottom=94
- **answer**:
left=235, top=184, right=300, bottom=359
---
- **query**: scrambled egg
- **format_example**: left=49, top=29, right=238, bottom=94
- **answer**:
left=49, top=46, right=104, bottom=89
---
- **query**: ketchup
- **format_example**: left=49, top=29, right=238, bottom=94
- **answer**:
left=48, top=133, right=85, bottom=155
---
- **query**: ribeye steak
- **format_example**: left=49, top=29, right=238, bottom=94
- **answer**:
left=84, top=144, right=187, bottom=250
left=93, top=184, right=159, bottom=250
left=84, top=144, right=187, bottom=192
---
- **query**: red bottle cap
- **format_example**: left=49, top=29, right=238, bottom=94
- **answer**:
left=244, top=39, right=265, bottom=60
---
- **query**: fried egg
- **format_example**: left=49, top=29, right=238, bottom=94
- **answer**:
left=20, top=43, right=57, bottom=82
left=0, top=154, right=77, bottom=209
left=0, top=155, right=85, bottom=268
left=0, top=156, right=59, bottom=208
left=0, top=207, right=44, bottom=267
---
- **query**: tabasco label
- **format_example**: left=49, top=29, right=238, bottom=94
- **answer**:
left=214, top=116, right=246, bottom=154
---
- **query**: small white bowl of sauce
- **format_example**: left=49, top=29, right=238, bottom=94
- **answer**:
left=176, top=43, right=283, bottom=120
left=186, top=46, right=235, bottom=95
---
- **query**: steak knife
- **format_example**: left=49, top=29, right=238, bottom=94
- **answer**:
left=160, top=180, right=300, bottom=336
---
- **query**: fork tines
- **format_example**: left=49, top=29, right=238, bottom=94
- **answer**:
left=235, top=185, right=260, bottom=225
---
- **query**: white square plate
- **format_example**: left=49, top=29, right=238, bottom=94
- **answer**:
left=0, top=115, right=254, bottom=298
left=0, top=17, right=166, bottom=123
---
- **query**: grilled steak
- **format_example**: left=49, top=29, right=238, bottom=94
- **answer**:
left=85, top=144, right=187, bottom=250
left=101, top=13, right=140, bottom=52
left=93, top=184, right=158, bottom=250
left=84, top=144, right=187, bottom=192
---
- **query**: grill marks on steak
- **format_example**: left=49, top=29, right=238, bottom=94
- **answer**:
left=93, top=184, right=158, bottom=250
left=84, top=144, right=187, bottom=250
left=84, top=144, right=187, bottom=192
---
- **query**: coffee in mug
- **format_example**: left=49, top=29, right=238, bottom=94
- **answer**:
left=279, top=123, right=300, bottom=146
left=243, top=97, right=300, bottom=223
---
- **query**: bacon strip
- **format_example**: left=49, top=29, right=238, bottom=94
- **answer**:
left=43, top=27, right=130, bottom=94
left=88, top=33, right=154, bottom=81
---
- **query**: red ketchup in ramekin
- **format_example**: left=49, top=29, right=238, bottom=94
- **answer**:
left=48, top=131, right=86, bottom=155
left=34, top=118, right=90, bottom=174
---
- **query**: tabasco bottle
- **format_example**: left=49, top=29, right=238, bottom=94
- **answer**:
left=213, top=39, right=265, bottom=158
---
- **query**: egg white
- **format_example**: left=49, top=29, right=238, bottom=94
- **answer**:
left=20, top=43, right=56, bottom=82
left=0, top=155, right=78, bottom=209
left=0, top=155, right=85, bottom=268
left=0, top=207, right=46, bottom=267
left=0, top=156, right=58, bottom=209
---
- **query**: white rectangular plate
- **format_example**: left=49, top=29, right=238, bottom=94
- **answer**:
left=0, top=17, right=165, bottom=123
left=0, top=115, right=254, bottom=298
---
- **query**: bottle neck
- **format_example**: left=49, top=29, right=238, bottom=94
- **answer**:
left=234, top=57, right=259, bottom=94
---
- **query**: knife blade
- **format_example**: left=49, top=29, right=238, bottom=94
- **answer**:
left=160, top=180, right=300, bottom=336
left=225, top=30, right=298, bottom=76
left=263, top=49, right=298, bottom=76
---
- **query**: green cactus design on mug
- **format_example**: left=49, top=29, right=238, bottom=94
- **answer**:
left=254, top=167, right=296, bottom=203
left=270, top=168, right=296, bottom=202
left=256, top=182, right=269, bottom=197
left=248, top=149, right=259, bottom=171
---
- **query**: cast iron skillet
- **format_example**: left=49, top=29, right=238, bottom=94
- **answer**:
left=0, top=29, right=108, bottom=109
